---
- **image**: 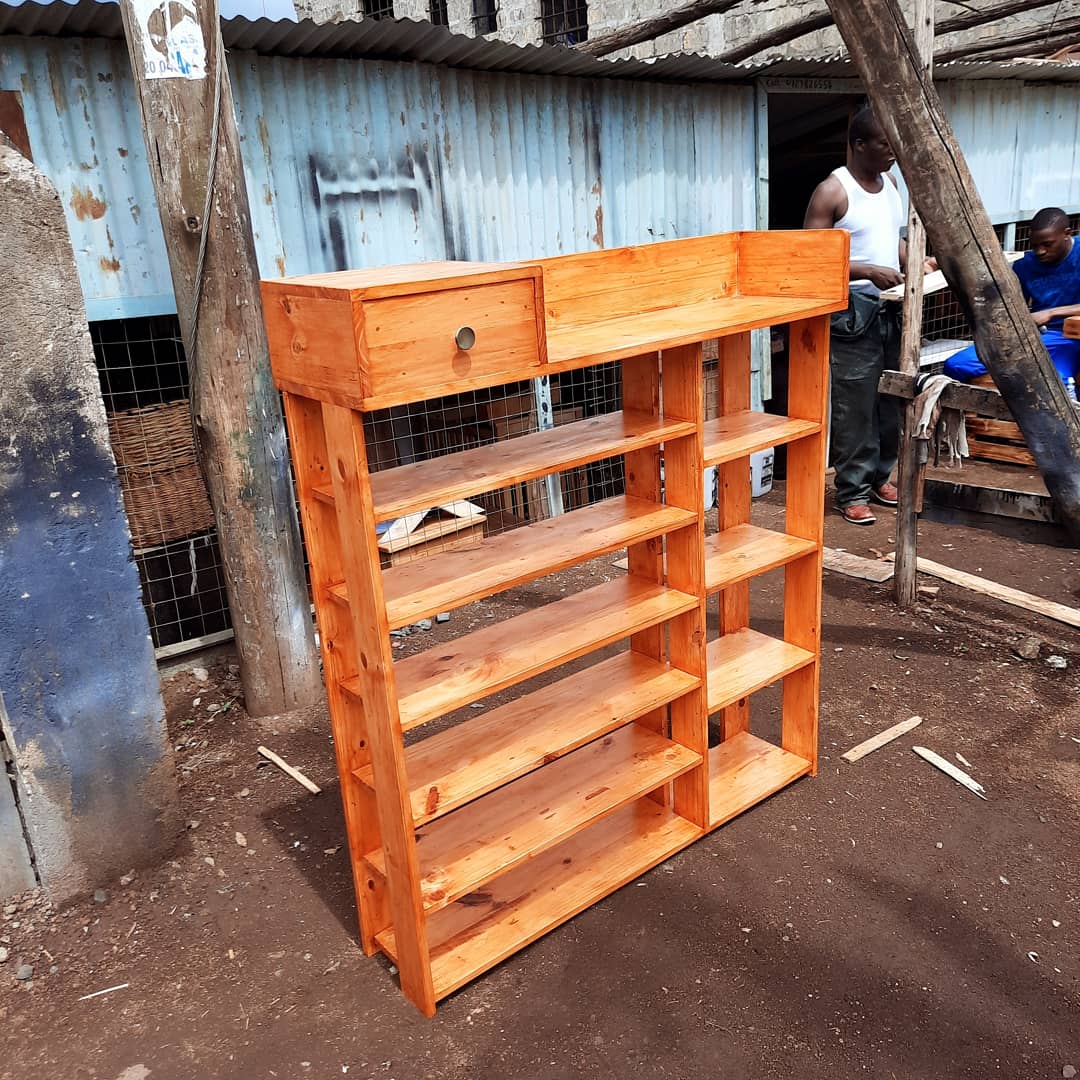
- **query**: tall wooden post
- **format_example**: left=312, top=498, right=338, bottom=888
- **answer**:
left=893, top=0, right=933, bottom=609
left=118, top=0, right=323, bottom=714
left=824, top=0, right=1080, bottom=543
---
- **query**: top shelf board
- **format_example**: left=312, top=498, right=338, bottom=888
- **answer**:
left=264, top=230, right=849, bottom=411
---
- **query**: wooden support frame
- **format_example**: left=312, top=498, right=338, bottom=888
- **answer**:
left=262, top=230, right=845, bottom=1014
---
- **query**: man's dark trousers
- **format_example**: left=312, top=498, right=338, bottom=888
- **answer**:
left=829, top=290, right=901, bottom=508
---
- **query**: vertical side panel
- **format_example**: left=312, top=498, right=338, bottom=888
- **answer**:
left=321, top=403, right=435, bottom=1016
left=659, top=343, right=709, bottom=830
left=623, top=353, right=666, bottom=780
left=782, top=316, right=830, bottom=772
left=281, top=393, right=387, bottom=953
left=716, top=331, right=752, bottom=740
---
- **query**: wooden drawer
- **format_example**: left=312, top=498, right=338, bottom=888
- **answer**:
left=263, top=261, right=546, bottom=411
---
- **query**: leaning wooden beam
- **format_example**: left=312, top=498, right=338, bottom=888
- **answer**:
left=576, top=0, right=742, bottom=57
left=826, top=0, right=1080, bottom=543
left=878, top=371, right=1014, bottom=422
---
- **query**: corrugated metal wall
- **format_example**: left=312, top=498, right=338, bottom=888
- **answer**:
left=231, top=58, right=758, bottom=273
left=1, top=37, right=755, bottom=318
left=940, top=79, right=1080, bottom=218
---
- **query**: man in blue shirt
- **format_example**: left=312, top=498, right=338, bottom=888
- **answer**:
left=945, top=207, right=1080, bottom=391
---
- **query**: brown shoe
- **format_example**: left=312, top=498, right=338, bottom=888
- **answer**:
left=872, top=482, right=899, bottom=507
left=839, top=504, right=877, bottom=526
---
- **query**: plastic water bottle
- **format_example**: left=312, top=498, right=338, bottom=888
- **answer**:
left=1067, top=376, right=1078, bottom=402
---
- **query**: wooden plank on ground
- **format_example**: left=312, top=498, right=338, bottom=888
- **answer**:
left=894, top=555, right=1080, bottom=629
left=823, top=547, right=895, bottom=583
left=842, top=715, right=923, bottom=762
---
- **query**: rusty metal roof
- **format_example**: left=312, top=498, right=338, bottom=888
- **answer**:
left=3, top=2, right=1080, bottom=83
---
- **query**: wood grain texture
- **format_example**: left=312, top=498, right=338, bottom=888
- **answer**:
left=621, top=353, right=668, bottom=758
left=361, top=410, right=695, bottom=521
left=366, top=724, right=701, bottom=914
left=702, top=412, right=820, bottom=466
left=736, top=229, right=849, bottom=302
left=354, top=652, right=700, bottom=827
left=715, top=333, right=752, bottom=741
left=705, top=524, right=817, bottom=593
left=367, top=495, right=694, bottom=629
left=782, top=316, right=830, bottom=772
left=708, top=732, right=812, bottom=829
left=321, top=403, right=435, bottom=1016
left=661, top=344, right=710, bottom=829
left=705, top=628, right=815, bottom=714
left=380, top=798, right=703, bottom=1000
left=280, top=394, right=386, bottom=953
left=344, top=577, right=700, bottom=730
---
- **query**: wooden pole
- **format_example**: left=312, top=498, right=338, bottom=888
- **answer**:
left=893, top=0, right=932, bottom=610
left=824, top=0, right=1080, bottom=544
left=118, top=0, right=324, bottom=715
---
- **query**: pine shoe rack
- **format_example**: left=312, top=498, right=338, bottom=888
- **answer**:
left=261, top=229, right=849, bottom=1015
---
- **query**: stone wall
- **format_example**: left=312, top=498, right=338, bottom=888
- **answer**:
left=290, top=0, right=1063, bottom=64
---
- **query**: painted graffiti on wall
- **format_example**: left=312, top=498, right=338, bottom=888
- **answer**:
left=307, top=145, right=453, bottom=271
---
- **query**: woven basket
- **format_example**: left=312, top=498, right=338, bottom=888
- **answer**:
left=107, top=399, right=215, bottom=549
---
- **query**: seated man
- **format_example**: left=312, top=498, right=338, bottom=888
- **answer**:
left=944, top=207, right=1080, bottom=394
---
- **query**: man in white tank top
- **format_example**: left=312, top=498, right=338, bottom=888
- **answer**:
left=804, top=106, right=911, bottom=526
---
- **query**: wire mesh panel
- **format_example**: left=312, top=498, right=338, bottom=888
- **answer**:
left=540, top=0, right=588, bottom=45
left=429, top=0, right=449, bottom=26
left=90, top=316, right=230, bottom=652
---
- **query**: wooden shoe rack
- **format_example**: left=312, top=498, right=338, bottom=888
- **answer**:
left=261, top=229, right=849, bottom=1016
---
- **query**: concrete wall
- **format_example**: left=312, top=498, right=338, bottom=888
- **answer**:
left=290, top=0, right=1064, bottom=61
left=0, top=140, right=180, bottom=904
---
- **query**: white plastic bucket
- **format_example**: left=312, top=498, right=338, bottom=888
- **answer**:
left=750, top=448, right=774, bottom=498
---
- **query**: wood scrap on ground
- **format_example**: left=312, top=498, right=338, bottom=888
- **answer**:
left=258, top=745, right=321, bottom=795
left=842, top=715, right=923, bottom=762
left=894, top=555, right=1080, bottom=630
left=913, top=745, right=987, bottom=799
left=823, top=547, right=895, bottom=583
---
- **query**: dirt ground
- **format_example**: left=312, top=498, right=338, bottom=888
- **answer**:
left=3, top=484, right=1079, bottom=1080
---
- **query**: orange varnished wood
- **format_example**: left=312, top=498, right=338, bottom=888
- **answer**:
left=262, top=230, right=839, bottom=1014
left=378, top=798, right=702, bottom=1000
left=659, top=343, right=710, bottom=830
left=716, top=332, right=752, bottom=741
left=280, top=394, right=387, bottom=954
left=366, top=724, right=700, bottom=914
left=321, top=403, right=436, bottom=1016
left=781, top=316, right=830, bottom=773
left=353, top=651, right=700, bottom=827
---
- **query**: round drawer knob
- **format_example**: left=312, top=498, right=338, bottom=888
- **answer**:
left=455, top=325, right=476, bottom=350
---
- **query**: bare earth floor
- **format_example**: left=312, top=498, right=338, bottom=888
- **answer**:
left=2, top=483, right=1079, bottom=1080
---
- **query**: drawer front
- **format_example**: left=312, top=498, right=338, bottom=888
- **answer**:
left=360, top=277, right=543, bottom=406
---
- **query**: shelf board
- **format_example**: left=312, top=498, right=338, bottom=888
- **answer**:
left=311, top=410, right=696, bottom=519
left=329, top=495, right=697, bottom=631
left=376, top=796, right=703, bottom=1000
left=354, top=650, right=700, bottom=826
left=545, top=294, right=844, bottom=368
left=705, top=628, right=815, bottom=714
left=705, top=523, right=817, bottom=594
left=366, top=723, right=700, bottom=915
left=708, top=731, right=811, bottom=830
left=342, top=576, right=700, bottom=730
left=702, top=411, right=820, bottom=467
